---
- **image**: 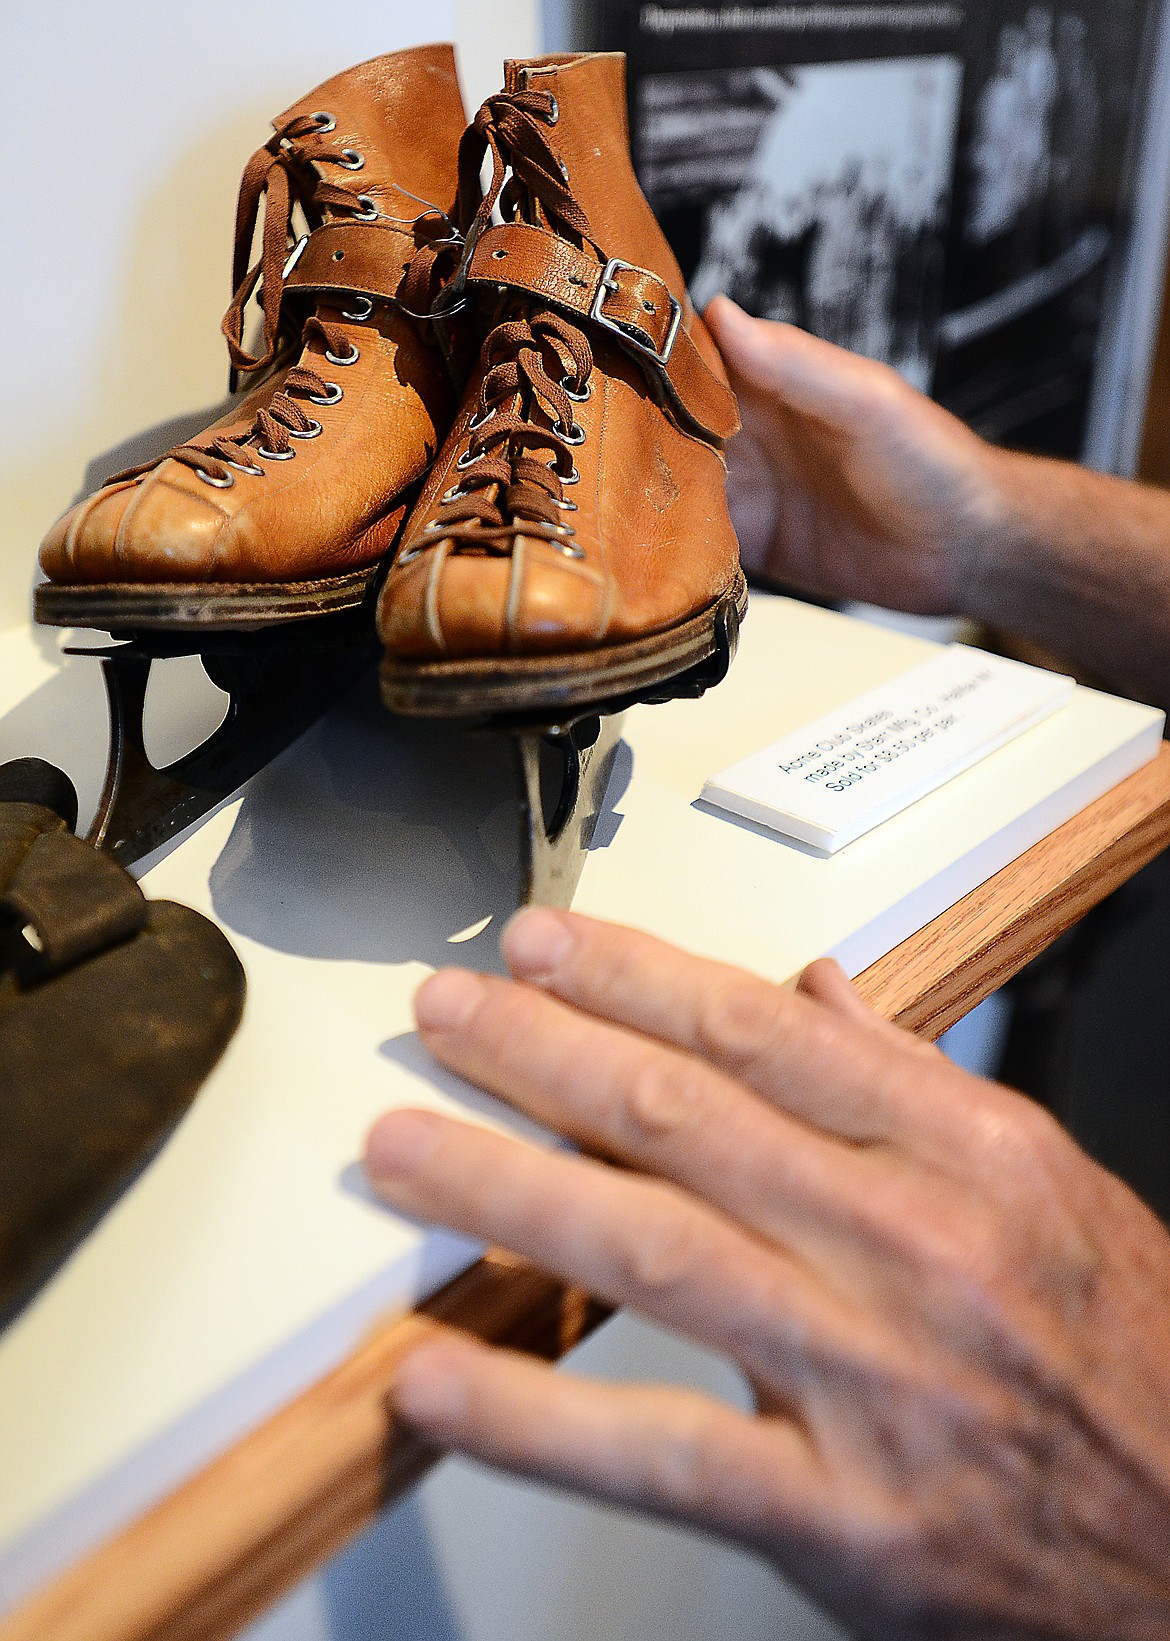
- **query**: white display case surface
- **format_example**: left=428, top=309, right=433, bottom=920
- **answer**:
left=0, top=591, right=1161, bottom=1615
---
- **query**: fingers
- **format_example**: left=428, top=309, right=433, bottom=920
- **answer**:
left=365, top=1107, right=850, bottom=1386
left=406, top=962, right=877, bottom=1241
left=706, top=295, right=899, bottom=427
left=796, top=959, right=935, bottom=1055
left=392, top=1331, right=829, bottom=1546
left=498, top=909, right=933, bottom=1145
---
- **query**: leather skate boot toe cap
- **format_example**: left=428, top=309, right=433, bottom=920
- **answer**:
left=40, top=469, right=233, bottom=584
left=380, top=536, right=612, bottom=659
left=39, top=480, right=141, bottom=581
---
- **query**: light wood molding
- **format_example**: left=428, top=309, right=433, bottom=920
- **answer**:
left=854, top=745, right=1170, bottom=1036
left=5, top=742, right=1170, bottom=1641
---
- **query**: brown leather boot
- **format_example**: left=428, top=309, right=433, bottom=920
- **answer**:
left=377, top=52, right=745, bottom=717
left=37, top=45, right=467, bottom=633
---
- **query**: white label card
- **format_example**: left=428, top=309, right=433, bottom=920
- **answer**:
left=702, top=644, right=1075, bottom=854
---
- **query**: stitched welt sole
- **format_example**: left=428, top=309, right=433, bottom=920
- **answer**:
left=380, top=572, right=748, bottom=717
left=33, top=567, right=379, bottom=632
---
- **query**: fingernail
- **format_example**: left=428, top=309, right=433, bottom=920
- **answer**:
left=365, top=1109, right=441, bottom=1180
left=501, top=906, right=574, bottom=980
left=415, top=968, right=484, bottom=1033
left=394, top=1343, right=471, bottom=1428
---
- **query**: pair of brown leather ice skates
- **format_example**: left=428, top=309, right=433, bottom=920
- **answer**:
left=37, top=45, right=745, bottom=718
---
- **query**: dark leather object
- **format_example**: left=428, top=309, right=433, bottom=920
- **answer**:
left=0, top=794, right=245, bottom=1325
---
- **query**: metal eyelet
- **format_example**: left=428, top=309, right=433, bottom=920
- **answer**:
left=308, top=381, right=343, bottom=406
left=491, top=247, right=508, bottom=260
left=558, top=160, right=570, bottom=183
left=555, top=420, right=586, bottom=446
left=312, top=112, right=337, bottom=133
left=424, top=520, right=451, bottom=533
left=553, top=495, right=578, bottom=511
left=195, top=467, right=233, bottom=489
left=456, top=447, right=481, bottom=471
left=341, top=295, right=374, bottom=322
left=543, top=95, right=559, bottom=125
left=562, top=465, right=580, bottom=485
left=468, top=407, right=493, bottom=431
left=338, top=149, right=364, bottom=170
left=226, top=457, right=264, bottom=476
left=353, top=196, right=379, bottom=222
left=559, top=543, right=585, bottom=559
left=325, top=342, right=360, bottom=366
left=441, top=484, right=466, bottom=503
left=288, top=419, right=323, bottom=440
left=257, top=444, right=295, bottom=462
left=560, top=375, right=592, bottom=403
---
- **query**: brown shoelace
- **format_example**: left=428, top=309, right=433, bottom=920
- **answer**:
left=412, top=88, right=600, bottom=557
left=113, top=112, right=458, bottom=488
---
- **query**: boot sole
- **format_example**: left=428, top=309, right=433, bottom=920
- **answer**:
left=33, top=566, right=378, bottom=633
left=380, top=570, right=748, bottom=718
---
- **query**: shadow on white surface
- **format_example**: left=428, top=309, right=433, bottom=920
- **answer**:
left=208, top=674, right=634, bottom=968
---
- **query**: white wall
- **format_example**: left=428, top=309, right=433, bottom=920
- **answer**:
left=0, top=0, right=535, bottom=629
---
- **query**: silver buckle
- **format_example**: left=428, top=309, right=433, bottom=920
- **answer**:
left=590, top=258, right=681, bottom=367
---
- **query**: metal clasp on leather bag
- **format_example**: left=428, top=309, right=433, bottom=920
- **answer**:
left=591, top=258, right=682, bottom=367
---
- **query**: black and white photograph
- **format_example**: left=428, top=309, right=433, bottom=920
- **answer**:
left=935, top=0, right=1161, bottom=454
left=601, top=0, right=1162, bottom=455
left=646, top=56, right=961, bottom=389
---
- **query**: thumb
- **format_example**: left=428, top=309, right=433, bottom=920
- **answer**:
left=705, top=296, right=872, bottom=421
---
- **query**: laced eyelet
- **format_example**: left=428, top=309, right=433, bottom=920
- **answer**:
left=562, top=465, right=581, bottom=485
left=338, top=149, right=365, bottom=170
left=397, top=543, right=424, bottom=565
left=560, top=375, right=592, bottom=403
left=553, top=495, right=578, bottom=511
left=288, top=419, right=323, bottom=440
left=424, top=520, right=450, bottom=533
left=312, top=112, right=336, bottom=133
left=558, top=160, right=570, bottom=183
left=559, top=543, right=585, bottom=559
left=257, top=444, right=295, bottom=461
left=468, top=407, right=493, bottom=431
left=555, top=420, right=586, bottom=446
left=226, top=457, right=264, bottom=476
left=195, top=467, right=233, bottom=489
left=441, top=484, right=466, bottom=503
left=353, top=196, right=379, bottom=222
left=456, top=447, right=482, bottom=470
left=341, top=295, right=374, bottom=322
left=308, top=381, right=343, bottom=406
left=543, top=95, right=559, bottom=125
left=325, top=342, right=360, bottom=366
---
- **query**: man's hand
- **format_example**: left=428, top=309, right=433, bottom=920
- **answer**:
left=366, top=909, right=1170, bottom=1641
left=707, top=296, right=1011, bottom=617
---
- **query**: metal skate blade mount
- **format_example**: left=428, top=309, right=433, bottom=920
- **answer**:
left=492, top=594, right=741, bottom=908
left=70, top=614, right=377, bottom=868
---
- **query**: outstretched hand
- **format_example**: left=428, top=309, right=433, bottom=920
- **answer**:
left=706, top=296, right=1009, bottom=618
left=366, top=909, right=1170, bottom=1641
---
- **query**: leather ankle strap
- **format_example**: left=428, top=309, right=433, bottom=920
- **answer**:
left=463, top=223, right=740, bottom=446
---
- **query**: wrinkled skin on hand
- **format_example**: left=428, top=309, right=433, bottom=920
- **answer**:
left=366, top=909, right=1170, bottom=1641
left=706, top=295, right=1008, bottom=618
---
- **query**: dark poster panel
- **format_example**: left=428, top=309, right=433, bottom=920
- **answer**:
left=598, top=0, right=1159, bottom=455
left=936, top=1, right=1157, bottom=453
